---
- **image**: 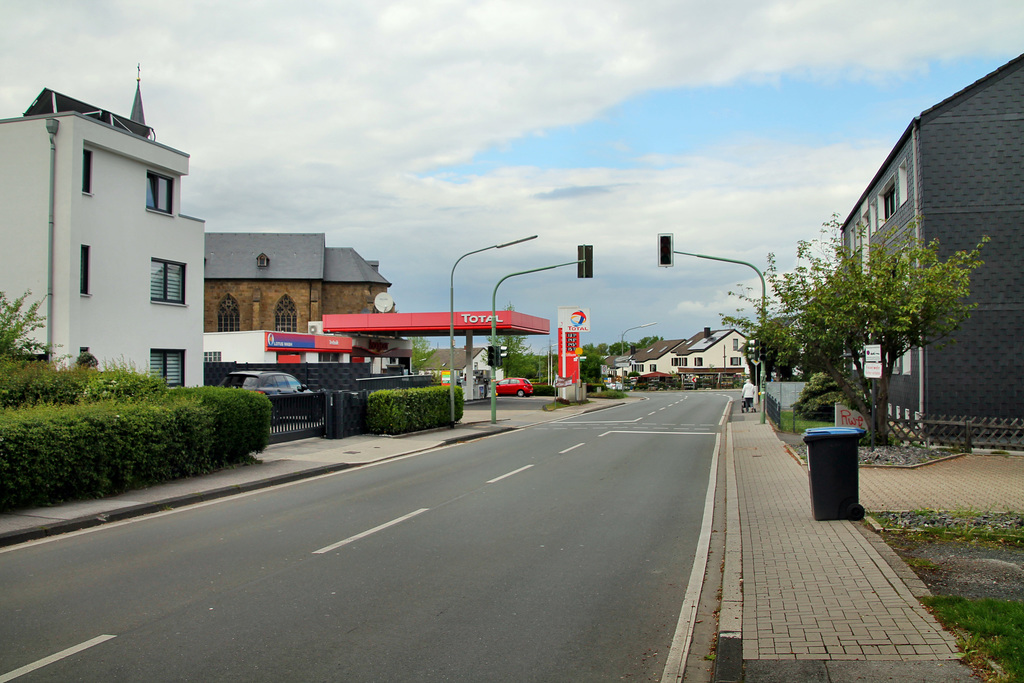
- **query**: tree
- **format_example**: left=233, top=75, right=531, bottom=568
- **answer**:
left=490, top=303, right=531, bottom=378
left=0, top=290, right=48, bottom=360
left=409, top=337, right=434, bottom=372
left=579, top=343, right=604, bottom=384
left=750, top=217, right=986, bottom=439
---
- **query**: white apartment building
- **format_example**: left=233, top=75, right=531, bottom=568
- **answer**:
left=0, top=88, right=203, bottom=385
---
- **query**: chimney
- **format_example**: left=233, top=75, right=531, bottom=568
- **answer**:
left=704, top=327, right=712, bottom=338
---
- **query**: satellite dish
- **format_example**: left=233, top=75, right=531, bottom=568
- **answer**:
left=374, top=292, right=395, bottom=313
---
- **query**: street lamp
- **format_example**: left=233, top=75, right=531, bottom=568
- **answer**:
left=619, top=322, right=657, bottom=381
left=449, top=235, right=537, bottom=426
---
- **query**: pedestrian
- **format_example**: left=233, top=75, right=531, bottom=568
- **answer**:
left=742, top=378, right=756, bottom=412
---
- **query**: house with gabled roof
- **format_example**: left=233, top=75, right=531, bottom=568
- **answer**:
left=204, top=232, right=390, bottom=335
left=840, top=53, right=1024, bottom=421
left=624, top=328, right=748, bottom=382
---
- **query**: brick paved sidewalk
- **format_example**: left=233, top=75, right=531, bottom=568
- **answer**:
left=731, top=421, right=961, bottom=662
left=860, top=454, right=1024, bottom=511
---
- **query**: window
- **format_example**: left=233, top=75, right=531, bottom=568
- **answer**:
left=203, top=351, right=222, bottom=363
left=82, top=149, right=92, bottom=193
left=733, top=338, right=739, bottom=351
left=671, top=357, right=687, bottom=367
left=694, top=358, right=704, bottom=367
left=256, top=253, right=270, bottom=268
left=897, top=162, right=908, bottom=207
left=146, top=172, right=172, bottom=213
left=274, top=295, right=297, bottom=332
left=151, top=259, right=185, bottom=304
left=217, top=295, right=240, bottom=332
left=80, top=245, right=90, bottom=294
left=882, top=185, right=896, bottom=220
left=150, top=349, right=184, bottom=387
left=730, top=357, right=743, bottom=366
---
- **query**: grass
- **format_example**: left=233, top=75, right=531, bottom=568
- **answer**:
left=775, top=410, right=832, bottom=434
left=922, top=596, right=1024, bottom=682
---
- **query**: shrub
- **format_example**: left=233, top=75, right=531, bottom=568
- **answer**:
left=532, top=384, right=556, bottom=397
left=0, top=359, right=92, bottom=408
left=793, top=372, right=844, bottom=420
left=173, top=386, right=271, bottom=463
left=366, top=386, right=462, bottom=435
left=0, top=395, right=216, bottom=511
left=82, top=365, right=168, bottom=403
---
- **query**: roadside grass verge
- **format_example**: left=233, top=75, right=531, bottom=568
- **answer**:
left=774, top=410, right=832, bottom=433
left=921, top=596, right=1024, bottom=683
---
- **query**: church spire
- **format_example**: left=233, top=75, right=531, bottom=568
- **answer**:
left=130, top=64, right=146, bottom=125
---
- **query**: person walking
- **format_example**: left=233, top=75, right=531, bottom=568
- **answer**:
left=742, top=378, right=757, bottom=412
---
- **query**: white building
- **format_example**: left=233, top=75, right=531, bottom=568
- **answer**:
left=0, top=88, right=203, bottom=385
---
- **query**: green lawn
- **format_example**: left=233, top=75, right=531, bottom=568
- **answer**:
left=774, top=410, right=832, bottom=434
left=922, top=595, right=1024, bottom=682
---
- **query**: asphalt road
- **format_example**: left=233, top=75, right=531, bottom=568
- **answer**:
left=0, top=392, right=729, bottom=682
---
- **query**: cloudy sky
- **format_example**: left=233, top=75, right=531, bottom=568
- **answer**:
left=4, top=1, right=1022, bottom=350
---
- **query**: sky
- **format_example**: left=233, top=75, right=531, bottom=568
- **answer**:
left=3, top=1, right=1023, bottom=352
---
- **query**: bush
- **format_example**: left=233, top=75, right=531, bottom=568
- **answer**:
left=173, top=386, right=271, bottom=463
left=0, top=395, right=216, bottom=511
left=366, top=386, right=462, bottom=435
left=595, top=389, right=628, bottom=399
left=532, top=384, right=556, bottom=397
left=0, top=359, right=93, bottom=408
left=793, top=372, right=844, bottom=420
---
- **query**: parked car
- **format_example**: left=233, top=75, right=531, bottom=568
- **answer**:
left=219, top=371, right=312, bottom=395
left=495, top=377, right=534, bottom=397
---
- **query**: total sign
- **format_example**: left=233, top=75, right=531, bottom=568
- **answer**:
left=558, top=306, right=591, bottom=333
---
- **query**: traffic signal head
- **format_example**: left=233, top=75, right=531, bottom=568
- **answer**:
left=486, top=345, right=496, bottom=366
left=577, top=244, right=593, bottom=278
left=747, top=339, right=759, bottom=361
left=658, top=234, right=674, bottom=267
left=498, top=345, right=508, bottom=367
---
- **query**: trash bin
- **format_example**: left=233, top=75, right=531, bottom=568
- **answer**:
left=802, top=427, right=866, bottom=521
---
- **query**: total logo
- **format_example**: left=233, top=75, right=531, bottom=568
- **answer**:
left=570, top=310, right=587, bottom=327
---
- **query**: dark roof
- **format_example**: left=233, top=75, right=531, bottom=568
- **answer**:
left=632, top=339, right=685, bottom=362
left=420, top=347, right=485, bottom=370
left=24, top=88, right=154, bottom=140
left=842, top=52, right=1024, bottom=231
left=204, top=233, right=390, bottom=285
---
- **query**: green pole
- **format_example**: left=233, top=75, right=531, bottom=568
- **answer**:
left=674, top=250, right=767, bottom=424
left=490, top=259, right=582, bottom=424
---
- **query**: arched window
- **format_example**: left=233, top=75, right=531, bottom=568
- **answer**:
left=256, top=253, right=269, bottom=268
left=274, top=295, right=297, bottom=332
left=217, top=295, right=240, bottom=332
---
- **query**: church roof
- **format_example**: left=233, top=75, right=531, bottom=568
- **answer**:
left=204, top=232, right=390, bottom=285
left=24, top=87, right=154, bottom=140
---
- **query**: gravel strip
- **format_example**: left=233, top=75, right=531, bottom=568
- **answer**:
left=791, top=442, right=953, bottom=467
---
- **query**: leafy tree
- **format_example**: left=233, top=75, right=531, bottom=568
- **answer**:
left=0, top=290, right=48, bottom=360
left=730, top=217, right=986, bottom=439
left=409, top=337, right=435, bottom=372
left=489, top=303, right=531, bottom=378
left=579, top=343, right=604, bottom=384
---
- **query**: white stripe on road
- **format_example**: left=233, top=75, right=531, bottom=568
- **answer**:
left=558, top=443, right=585, bottom=454
left=486, top=464, right=534, bottom=484
left=598, top=430, right=716, bottom=437
left=313, top=508, right=430, bottom=554
left=0, top=635, right=116, bottom=682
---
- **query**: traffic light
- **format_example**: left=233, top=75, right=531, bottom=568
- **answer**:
left=498, top=345, right=508, bottom=367
left=658, top=233, right=674, bottom=267
left=486, top=345, right=496, bottom=366
left=577, top=244, right=593, bottom=278
left=747, top=339, right=759, bottom=362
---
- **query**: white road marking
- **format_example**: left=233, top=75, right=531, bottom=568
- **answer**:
left=486, top=464, right=535, bottom=483
left=0, top=635, right=116, bottom=682
left=598, top=430, right=716, bottom=437
left=559, top=443, right=585, bottom=454
left=313, top=508, right=430, bottom=554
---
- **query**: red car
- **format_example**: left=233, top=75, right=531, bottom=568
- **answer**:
left=495, top=378, right=534, bottom=397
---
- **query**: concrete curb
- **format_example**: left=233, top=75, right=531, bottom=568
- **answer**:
left=716, top=421, right=744, bottom=683
left=0, top=423, right=512, bottom=549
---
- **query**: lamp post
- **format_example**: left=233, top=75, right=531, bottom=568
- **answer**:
left=619, top=322, right=656, bottom=382
left=449, top=235, right=537, bottom=427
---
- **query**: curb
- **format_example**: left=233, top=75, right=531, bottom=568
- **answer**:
left=0, top=423, right=512, bottom=550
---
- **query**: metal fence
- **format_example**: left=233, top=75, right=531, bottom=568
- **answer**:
left=268, top=392, right=327, bottom=444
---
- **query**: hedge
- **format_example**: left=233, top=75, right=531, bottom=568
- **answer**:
left=532, top=384, right=557, bottom=396
left=0, top=359, right=168, bottom=408
left=173, top=386, right=271, bottom=464
left=367, top=386, right=462, bottom=435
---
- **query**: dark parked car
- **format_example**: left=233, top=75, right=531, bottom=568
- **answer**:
left=219, top=371, right=312, bottom=395
left=495, top=377, right=534, bottom=397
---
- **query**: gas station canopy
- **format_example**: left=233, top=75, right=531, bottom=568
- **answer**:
left=322, top=311, right=550, bottom=337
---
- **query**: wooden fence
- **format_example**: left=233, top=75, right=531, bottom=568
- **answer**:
left=888, top=414, right=1024, bottom=451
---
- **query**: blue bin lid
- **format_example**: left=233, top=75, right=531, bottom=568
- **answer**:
left=803, top=427, right=866, bottom=436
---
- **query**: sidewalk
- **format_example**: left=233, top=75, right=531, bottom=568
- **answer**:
left=0, top=397, right=619, bottom=547
left=719, top=411, right=1024, bottom=683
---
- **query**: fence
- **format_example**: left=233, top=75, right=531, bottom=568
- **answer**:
left=763, top=382, right=806, bottom=428
left=888, top=414, right=1024, bottom=451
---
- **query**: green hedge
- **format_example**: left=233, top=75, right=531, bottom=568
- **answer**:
left=532, top=384, right=557, bottom=396
left=0, top=396, right=215, bottom=510
left=173, top=386, right=272, bottom=464
left=366, top=386, right=462, bottom=435
left=0, top=359, right=168, bottom=408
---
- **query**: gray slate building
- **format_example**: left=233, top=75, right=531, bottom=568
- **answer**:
left=841, top=53, right=1023, bottom=421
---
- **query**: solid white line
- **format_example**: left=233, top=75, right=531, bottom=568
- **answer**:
left=559, top=443, right=585, bottom=454
left=661, top=430, right=722, bottom=682
left=313, top=508, right=429, bottom=554
left=0, top=635, right=116, bottom=682
left=601, top=430, right=716, bottom=436
left=486, top=464, right=534, bottom=484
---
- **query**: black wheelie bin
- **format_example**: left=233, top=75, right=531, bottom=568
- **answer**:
left=802, top=427, right=867, bottom=521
